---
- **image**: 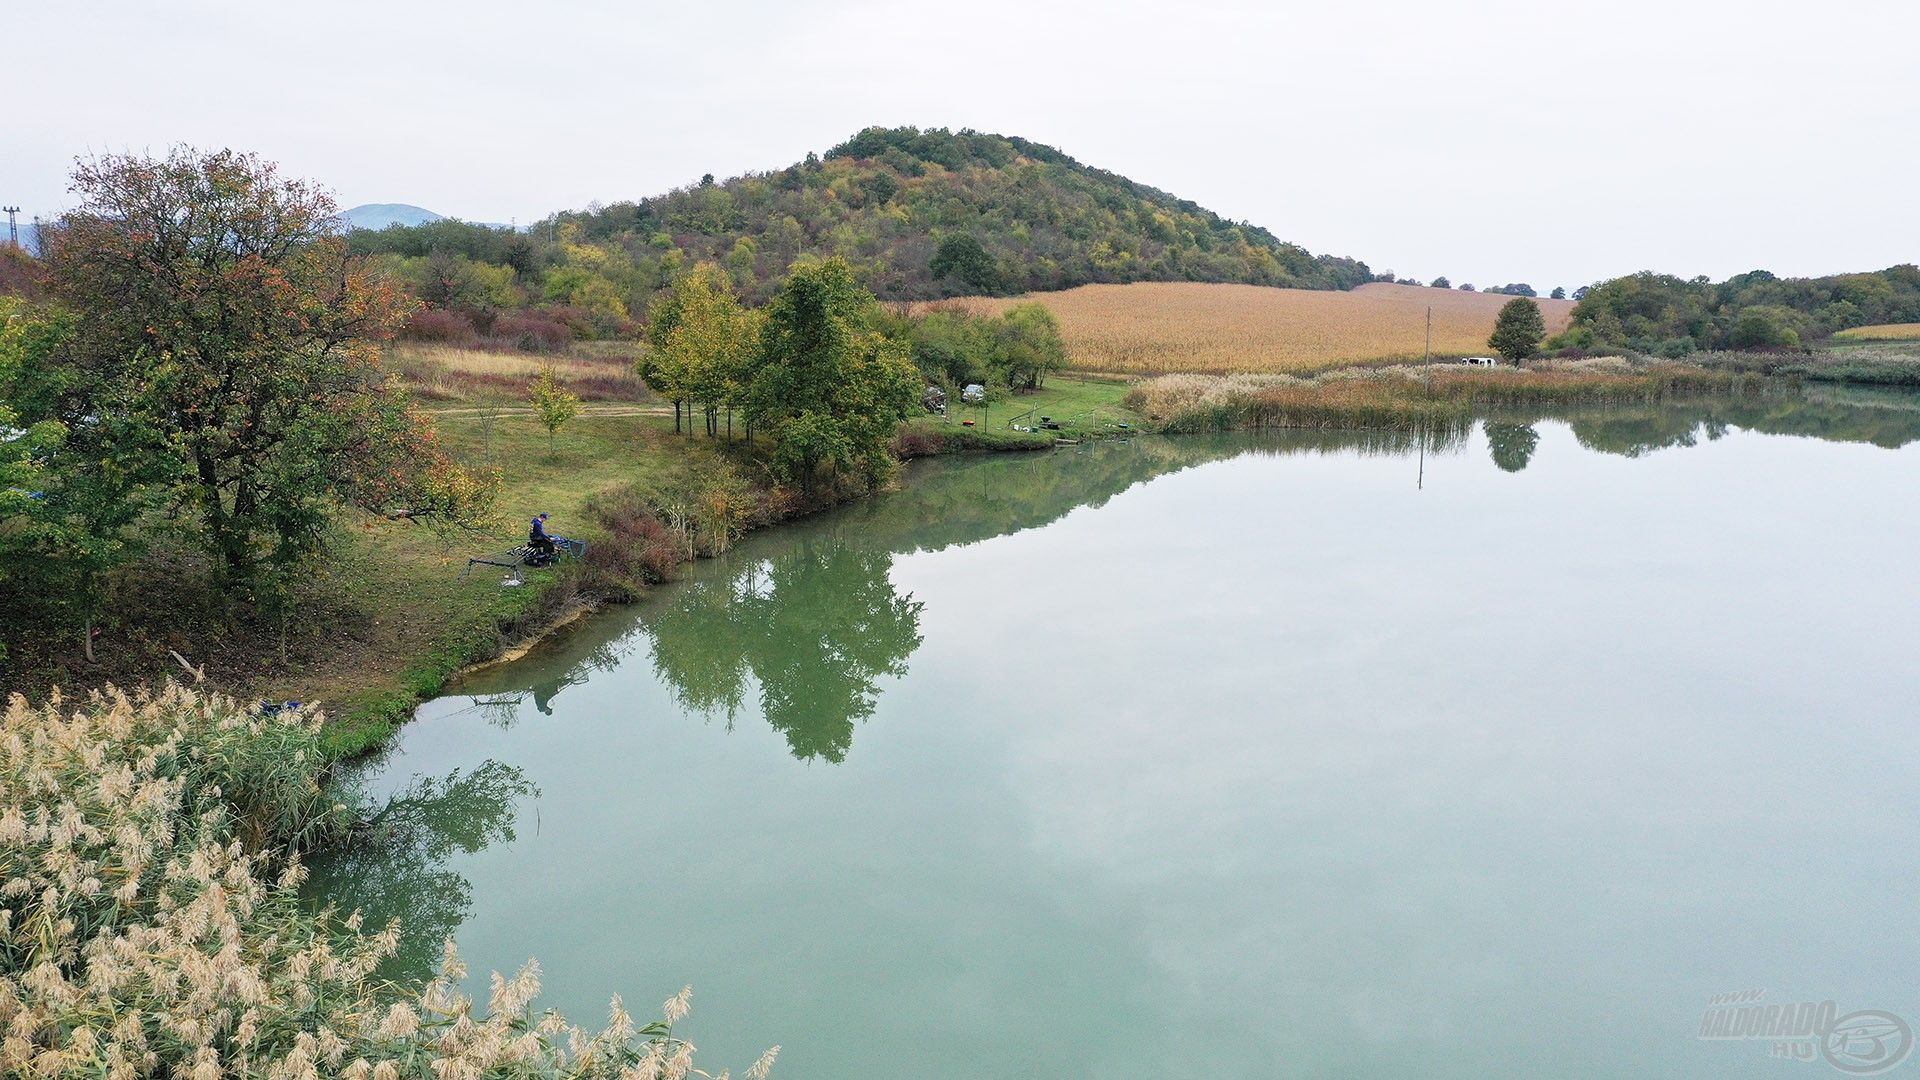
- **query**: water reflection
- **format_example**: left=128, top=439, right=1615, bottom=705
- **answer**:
left=1483, top=422, right=1540, bottom=472
left=302, top=385, right=1920, bottom=1076
left=1559, top=388, right=1920, bottom=458
left=309, top=760, right=538, bottom=982
left=439, top=386, right=1920, bottom=766
left=646, top=539, right=924, bottom=763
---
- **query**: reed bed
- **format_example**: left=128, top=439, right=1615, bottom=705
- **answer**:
left=389, top=345, right=646, bottom=402
left=1131, top=362, right=1757, bottom=433
left=928, top=282, right=1577, bottom=374
left=0, top=684, right=772, bottom=1080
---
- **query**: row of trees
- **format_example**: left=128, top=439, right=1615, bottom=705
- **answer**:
left=1385, top=273, right=1571, bottom=300
left=1, top=149, right=496, bottom=661
left=1553, top=266, right=1920, bottom=354
left=886, top=302, right=1068, bottom=391
left=637, top=259, right=922, bottom=491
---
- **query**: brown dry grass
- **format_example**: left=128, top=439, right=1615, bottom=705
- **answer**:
left=388, top=343, right=647, bottom=402
left=1832, top=323, right=1920, bottom=342
left=928, top=282, right=1576, bottom=374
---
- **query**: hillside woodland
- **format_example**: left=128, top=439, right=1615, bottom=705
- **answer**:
left=344, top=127, right=1374, bottom=347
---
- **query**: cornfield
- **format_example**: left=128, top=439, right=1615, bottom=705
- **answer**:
left=929, top=282, right=1576, bottom=374
left=1832, top=323, right=1920, bottom=342
left=0, top=684, right=773, bottom=1080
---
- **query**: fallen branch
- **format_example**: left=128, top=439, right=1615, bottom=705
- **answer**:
left=167, top=649, right=205, bottom=683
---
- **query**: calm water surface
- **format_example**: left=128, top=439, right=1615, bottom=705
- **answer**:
left=311, top=392, right=1920, bottom=1079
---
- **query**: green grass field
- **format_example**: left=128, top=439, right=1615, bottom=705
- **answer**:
left=298, top=406, right=712, bottom=751
left=318, top=375, right=1135, bottom=744
left=903, top=375, right=1136, bottom=442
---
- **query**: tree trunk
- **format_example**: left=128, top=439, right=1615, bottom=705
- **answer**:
left=82, top=616, right=97, bottom=665
left=674, top=400, right=682, bottom=434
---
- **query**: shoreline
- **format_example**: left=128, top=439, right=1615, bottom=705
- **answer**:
left=319, top=430, right=1080, bottom=759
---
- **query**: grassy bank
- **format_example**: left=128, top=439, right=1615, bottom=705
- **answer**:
left=3, top=359, right=1135, bottom=760
left=1688, top=342, right=1920, bottom=388
left=896, top=374, right=1135, bottom=453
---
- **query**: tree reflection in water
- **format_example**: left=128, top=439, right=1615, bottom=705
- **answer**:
left=308, top=760, right=537, bottom=983
left=1484, top=421, right=1541, bottom=472
left=415, top=389, right=1920, bottom=773
left=643, top=538, right=924, bottom=763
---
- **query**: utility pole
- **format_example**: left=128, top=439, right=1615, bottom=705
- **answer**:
left=2, top=207, right=19, bottom=249
left=1419, top=305, right=1432, bottom=489
left=1423, top=305, right=1434, bottom=397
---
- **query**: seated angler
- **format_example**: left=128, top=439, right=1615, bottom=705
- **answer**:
left=529, top=512, right=557, bottom=558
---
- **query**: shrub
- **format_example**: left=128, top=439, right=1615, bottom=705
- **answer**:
left=1654, top=336, right=1696, bottom=359
left=584, top=489, right=685, bottom=596
left=402, top=307, right=482, bottom=345
left=489, top=311, right=572, bottom=352
left=892, top=425, right=948, bottom=458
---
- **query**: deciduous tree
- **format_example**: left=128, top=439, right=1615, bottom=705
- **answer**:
left=929, top=233, right=1000, bottom=293
left=530, top=365, right=580, bottom=452
left=642, top=264, right=760, bottom=438
left=1489, top=297, right=1546, bottom=361
left=42, top=148, right=490, bottom=590
left=747, top=258, right=919, bottom=490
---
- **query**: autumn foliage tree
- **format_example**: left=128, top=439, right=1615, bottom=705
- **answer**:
left=640, top=263, right=760, bottom=437
left=529, top=364, right=581, bottom=451
left=39, top=148, right=495, bottom=596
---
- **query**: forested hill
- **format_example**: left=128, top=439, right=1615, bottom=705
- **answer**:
left=591, top=126, right=1373, bottom=299
left=349, top=127, right=1371, bottom=310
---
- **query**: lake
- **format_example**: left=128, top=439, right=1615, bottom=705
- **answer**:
left=310, top=389, right=1920, bottom=1079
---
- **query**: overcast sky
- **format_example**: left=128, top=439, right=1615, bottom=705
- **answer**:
left=9, top=0, right=1916, bottom=290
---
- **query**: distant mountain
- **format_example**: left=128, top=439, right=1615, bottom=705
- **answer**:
left=340, top=203, right=446, bottom=231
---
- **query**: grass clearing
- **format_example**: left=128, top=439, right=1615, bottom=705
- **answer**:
left=390, top=343, right=647, bottom=402
left=927, top=282, right=1576, bottom=375
left=284, top=409, right=703, bottom=750
left=899, top=374, right=1136, bottom=448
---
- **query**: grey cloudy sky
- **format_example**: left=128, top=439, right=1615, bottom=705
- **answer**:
left=9, top=0, right=1916, bottom=290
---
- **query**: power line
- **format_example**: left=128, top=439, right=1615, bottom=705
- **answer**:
left=1, top=207, right=19, bottom=249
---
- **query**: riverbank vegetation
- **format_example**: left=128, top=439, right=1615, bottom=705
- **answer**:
left=1551, top=266, right=1920, bottom=355
left=1128, top=360, right=1756, bottom=433
left=3, top=149, right=1032, bottom=737
left=0, top=684, right=770, bottom=1080
left=931, top=282, right=1576, bottom=374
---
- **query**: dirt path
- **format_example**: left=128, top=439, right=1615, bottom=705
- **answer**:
left=427, top=404, right=673, bottom=418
